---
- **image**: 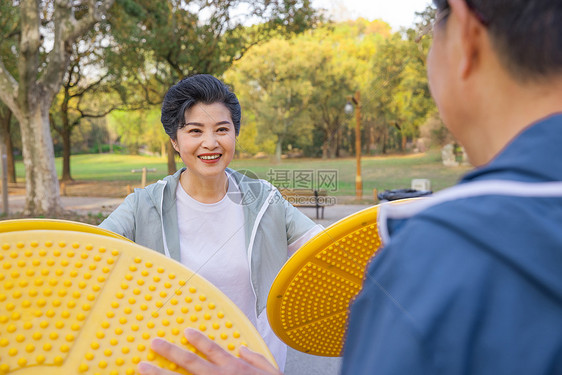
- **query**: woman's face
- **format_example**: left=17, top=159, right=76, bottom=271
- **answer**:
left=172, top=102, right=236, bottom=181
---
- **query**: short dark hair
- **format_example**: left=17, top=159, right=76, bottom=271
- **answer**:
left=161, top=74, right=241, bottom=139
left=433, top=0, right=562, bottom=81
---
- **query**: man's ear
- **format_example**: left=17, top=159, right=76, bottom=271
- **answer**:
left=449, top=0, right=486, bottom=80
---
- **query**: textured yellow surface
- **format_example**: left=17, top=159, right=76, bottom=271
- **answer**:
left=267, top=204, right=384, bottom=357
left=0, top=219, right=130, bottom=242
left=0, top=229, right=275, bottom=374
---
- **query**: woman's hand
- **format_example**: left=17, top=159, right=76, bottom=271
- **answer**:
left=138, top=328, right=283, bottom=375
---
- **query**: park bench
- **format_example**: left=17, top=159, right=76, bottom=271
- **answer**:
left=279, top=188, right=335, bottom=220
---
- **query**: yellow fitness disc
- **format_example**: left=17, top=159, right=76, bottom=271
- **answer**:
left=267, top=199, right=420, bottom=357
left=0, top=229, right=275, bottom=374
left=0, top=219, right=129, bottom=242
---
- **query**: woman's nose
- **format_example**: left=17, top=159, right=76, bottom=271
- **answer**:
left=201, top=132, right=218, bottom=149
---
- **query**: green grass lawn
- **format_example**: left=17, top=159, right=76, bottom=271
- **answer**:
left=15, top=150, right=472, bottom=197
left=231, top=151, right=471, bottom=196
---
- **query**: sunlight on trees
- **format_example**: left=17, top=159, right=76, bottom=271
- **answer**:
left=0, top=1, right=446, bottom=213
left=226, top=14, right=438, bottom=159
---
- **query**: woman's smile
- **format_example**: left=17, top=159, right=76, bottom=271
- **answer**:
left=199, top=153, right=222, bottom=162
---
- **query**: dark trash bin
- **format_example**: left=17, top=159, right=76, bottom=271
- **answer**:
left=377, top=188, right=432, bottom=202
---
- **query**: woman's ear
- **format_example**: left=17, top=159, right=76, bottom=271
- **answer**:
left=170, top=138, right=179, bottom=153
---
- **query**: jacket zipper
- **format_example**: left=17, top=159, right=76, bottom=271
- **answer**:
left=157, top=180, right=172, bottom=258
left=247, top=188, right=277, bottom=311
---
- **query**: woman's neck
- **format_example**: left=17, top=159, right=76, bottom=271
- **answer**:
left=179, top=170, right=229, bottom=204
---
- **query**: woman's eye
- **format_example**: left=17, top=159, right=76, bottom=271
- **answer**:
left=188, top=128, right=202, bottom=134
left=218, top=127, right=229, bottom=133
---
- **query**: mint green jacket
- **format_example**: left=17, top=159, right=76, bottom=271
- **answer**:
left=100, top=168, right=320, bottom=315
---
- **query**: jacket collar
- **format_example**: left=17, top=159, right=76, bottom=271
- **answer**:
left=154, top=168, right=184, bottom=261
left=157, top=167, right=275, bottom=261
left=378, top=180, right=562, bottom=245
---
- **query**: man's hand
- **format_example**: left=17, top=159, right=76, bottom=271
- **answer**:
left=138, top=328, right=283, bottom=375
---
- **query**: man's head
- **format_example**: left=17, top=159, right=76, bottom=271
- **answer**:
left=161, top=74, right=241, bottom=140
left=431, top=0, right=562, bottom=82
left=427, top=0, right=562, bottom=166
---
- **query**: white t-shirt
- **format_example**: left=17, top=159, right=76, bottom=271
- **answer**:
left=175, top=177, right=287, bottom=369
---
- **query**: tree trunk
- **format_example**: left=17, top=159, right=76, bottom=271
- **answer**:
left=59, top=104, right=74, bottom=182
left=322, top=130, right=338, bottom=159
left=19, top=106, right=62, bottom=215
left=382, top=129, right=388, bottom=154
left=0, top=0, right=115, bottom=215
left=5, top=132, right=16, bottom=184
left=0, top=108, right=16, bottom=183
left=274, top=137, right=283, bottom=163
left=328, top=136, right=337, bottom=159
left=61, top=126, right=73, bottom=182
left=369, top=123, right=376, bottom=154
left=167, top=141, right=176, bottom=174
left=335, top=127, right=341, bottom=158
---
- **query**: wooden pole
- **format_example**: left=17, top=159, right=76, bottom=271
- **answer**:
left=354, top=90, right=363, bottom=199
left=141, top=167, right=147, bottom=188
left=131, top=168, right=156, bottom=188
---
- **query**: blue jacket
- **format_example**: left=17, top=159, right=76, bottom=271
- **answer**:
left=342, top=114, right=562, bottom=374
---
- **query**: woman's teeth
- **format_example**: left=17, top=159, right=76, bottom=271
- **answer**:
left=200, top=155, right=220, bottom=160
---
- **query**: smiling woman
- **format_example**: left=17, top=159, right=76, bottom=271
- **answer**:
left=171, top=102, right=236, bottom=203
left=99, top=74, right=323, bottom=372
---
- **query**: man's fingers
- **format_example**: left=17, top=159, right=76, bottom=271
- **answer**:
left=142, top=333, right=282, bottom=375
left=149, top=337, right=216, bottom=374
left=239, top=346, right=282, bottom=374
left=184, top=328, right=236, bottom=364
left=185, top=328, right=281, bottom=375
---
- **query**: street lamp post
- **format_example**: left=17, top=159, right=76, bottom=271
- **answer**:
left=345, top=90, right=363, bottom=199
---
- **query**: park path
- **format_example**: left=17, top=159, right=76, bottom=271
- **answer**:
left=6, top=194, right=372, bottom=226
left=5, top=195, right=124, bottom=216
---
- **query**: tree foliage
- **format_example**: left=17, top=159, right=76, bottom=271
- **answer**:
left=107, top=107, right=168, bottom=155
left=49, top=22, right=147, bottom=182
left=0, top=0, right=115, bottom=215
left=0, top=0, right=444, bottom=212
left=226, top=18, right=436, bottom=159
left=226, top=37, right=318, bottom=162
left=107, top=0, right=321, bottom=170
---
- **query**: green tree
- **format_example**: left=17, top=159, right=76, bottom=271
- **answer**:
left=306, top=21, right=389, bottom=158
left=227, top=38, right=317, bottom=162
left=227, top=19, right=392, bottom=159
left=361, top=19, right=435, bottom=155
left=107, top=110, right=143, bottom=155
left=0, top=0, right=115, bottom=215
left=0, top=1, right=20, bottom=183
left=50, top=28, right=145, bottom=182
left=232, top=112, right=276, bottom=157
left=140, top=108, right=170, bottom=155
left=362, top=35, right=410, bottom=153
left=107, top=107, right=168, bottom=155
left=109, top=0, right=321, bottom=170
